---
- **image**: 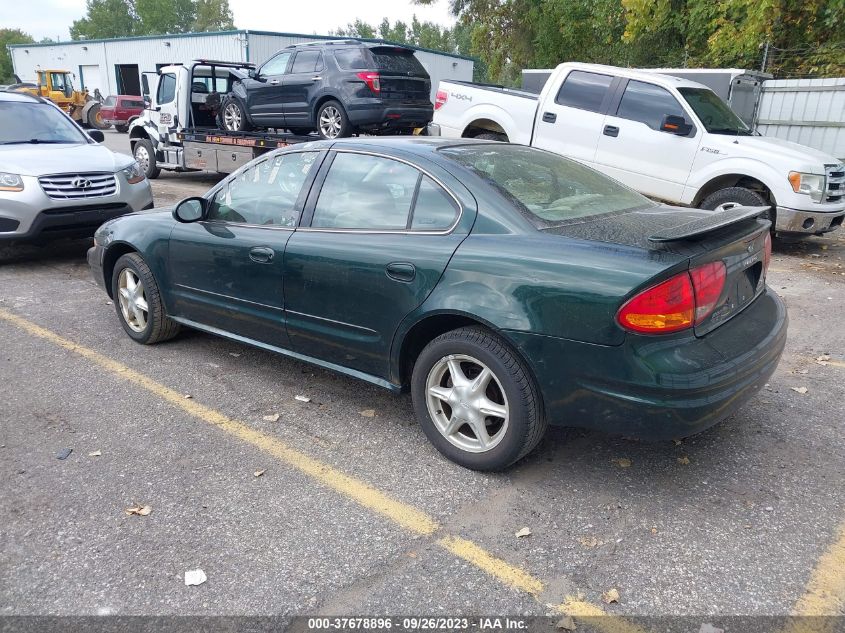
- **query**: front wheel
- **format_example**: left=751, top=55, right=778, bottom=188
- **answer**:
left=316, top=100, right=352, bottom=139
left=411, top=327, right=546, bottom=471
left=86, top=103, right=109, bottom=130
left=111, top=253, right=180, bottom=345
left=133, top=138, right=160, bottom=179
left=115, top=124, right=128, bottom=133
left=699, top=187, right=773, bottom=225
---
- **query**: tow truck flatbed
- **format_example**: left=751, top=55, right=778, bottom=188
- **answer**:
left=176, top=128, right=315, bottom=173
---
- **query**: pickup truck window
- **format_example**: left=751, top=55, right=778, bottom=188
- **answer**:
left=615, top=80, right=687, bottom=131
left=442, top=145, right=654, bottom=227
left=677, top=87, right=752, bottom=135
left=555, top=71, right=614, bottom=113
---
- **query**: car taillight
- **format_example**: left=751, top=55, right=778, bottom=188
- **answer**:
left=617, top=261, right=727, bottom=334
left=356, top=71, right=381, bottom=94
left=763, top=231, right=772, bottom=273
left=435, top=89, right=448, bottom=110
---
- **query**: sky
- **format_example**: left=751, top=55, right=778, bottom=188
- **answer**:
left=2, top=0, right=457, bottom=42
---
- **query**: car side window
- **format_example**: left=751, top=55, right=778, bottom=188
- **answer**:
left=312, top=153, right=420, bottom=230
left=615, top=80, right=687, bottom=130
left=260, top=52, right=292, bottom=76
left=291, top=51, right=324, bottom=73
left=410, top=177, right=459, bottom=230
left=555, top=71, right=614, bottom=113
left=157, top=73, right=177, bottom=105
left=208, top=151, right=319, bottom=227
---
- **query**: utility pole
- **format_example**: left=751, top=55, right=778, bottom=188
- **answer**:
left=761, top=40, right=770, bottom=73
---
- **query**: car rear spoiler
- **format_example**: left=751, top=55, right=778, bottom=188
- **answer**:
left=648, top=206, right=770, bottom=243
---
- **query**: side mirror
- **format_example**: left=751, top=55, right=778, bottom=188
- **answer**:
left=173, top=197, right=206, bottom=223
left=88, top=129, right=105, bottom=143
left=248, top=68, right=257, bottom=79
left=660, top=114, right=693, bottom=136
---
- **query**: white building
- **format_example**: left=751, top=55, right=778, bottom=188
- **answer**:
left=8, top=29, right=474, bottom=100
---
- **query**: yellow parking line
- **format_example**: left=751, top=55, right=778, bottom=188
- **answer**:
left=0, top=307, right=644, bottom=629
left=781, top=522, right=845, bottom=633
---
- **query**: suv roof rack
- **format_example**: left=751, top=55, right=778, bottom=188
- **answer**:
left=288, top=39, right=361, bottom=48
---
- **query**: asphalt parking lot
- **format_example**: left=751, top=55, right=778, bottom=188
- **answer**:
left=1, top=129, right=844, bottom=630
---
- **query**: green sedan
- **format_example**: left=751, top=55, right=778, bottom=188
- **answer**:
left=88, top=138, right=787, bottom=470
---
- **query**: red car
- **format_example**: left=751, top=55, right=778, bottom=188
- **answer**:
left=100, top=95, right=146, bottom=133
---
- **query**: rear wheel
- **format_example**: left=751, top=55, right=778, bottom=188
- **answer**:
left=411, top=327, right=546, bottom=471
left=287, top=127, right=312, bottom=136
left=111, top=253, right=180, bottom=345
left=115, top=124, right=129, bottom=133
left=316, top=100, right=352, bottom=139
left=133, top=138, right=160, bottom=179
left=700, top=187, right=772, bottom=224
left=222, top=98, right=251, bottom=132
left=474, top=131, right=508, bottom=142
left=86, top=103, right=109, bottom=129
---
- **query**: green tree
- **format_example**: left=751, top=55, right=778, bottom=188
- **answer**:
left=193, top=0, right=235, bottom=31
left=135, top=0, right=196, bottom=34
left=331, top=19, right=377, bottom=39
left=0, top=28, right=34, bottom=83
left=70, top=0, right=136, bottom=40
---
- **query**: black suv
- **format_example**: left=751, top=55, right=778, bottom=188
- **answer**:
left=221, top=40, right=434, bottom=139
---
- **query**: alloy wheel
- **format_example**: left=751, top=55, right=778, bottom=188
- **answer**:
left=714, top=202, right=741, bottom=212
left=319, top=105, right=342, bottom=139
left=117, top=268, right=149, bottom=333
left=135, top=145, right=150, bottom=173
left=224, top=103, right=242, bottom=131
left=425, top=354, right=510, bottom=453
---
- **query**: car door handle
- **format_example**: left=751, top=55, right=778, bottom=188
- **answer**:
left=603, top=125, right=619, bottom=137
left=311, top=76, right=322, bottom=81
left=270, top=79, right=280, bottom=85
left=386, top=262, right=416, bottom=282
left=542, top=112, right=557, bottom=123
left=249, top=247, right=275, bottom=263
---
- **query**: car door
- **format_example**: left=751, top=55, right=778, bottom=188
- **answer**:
left=246, top=51, right=292, bottom=128
left=594, top=79, right=702, bottom=202
left=532, top=69, right=618, bottom=166
left=154, top=71, right=179, bottom=142
left=283, top=150, right=469, bottom=378
left=280, top=50, right=324, bottom=128
left=167, top=150, right=323, bottom=347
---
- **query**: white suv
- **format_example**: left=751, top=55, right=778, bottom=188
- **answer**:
left=0, top=91, right=153, bottom=244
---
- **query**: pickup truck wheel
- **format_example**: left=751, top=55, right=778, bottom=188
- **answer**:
left=115, top=124, right=129, bottom=133
left=222, top=98, right=252, bottom=132
left=700, top=187, right=768, bottom=213
left=133, top=139, right=160, bottom=179
left=411, top=326, right=546, bottom=471
left=317, top=100, right=351, bottom=139
left=111, top=253, right=180, bottom=345
left=474, top=131, right=508, bottom=142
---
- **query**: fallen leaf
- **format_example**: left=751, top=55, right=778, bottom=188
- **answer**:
left=184, top=394, right=192, bottom=399
left=254, top=469, right=265, bottom=477
left=262, top=413, right=280, bottom=422
left=294, top=395, right=311, bottom=403
left=602, top=588, right=620, bottom=604
left=515, top=527, right=532, bottom=538
left=88, top=450, right=102, bottom=457
left=677, top=456, right=691, bottom=465
left=579, top=536, right=602, bottom=548
left=790, top=387, right=808, bottom=394
left=556, top=615, right=576, bottom=630
left=125, top=503, right=152, bottom=516
left=184, top=569, right=207, bottom=586
left=612, top=458, right=632, bottom=468
left=359, top=409, right=376, bottom=417
left=650, top=527, right=658, bottom=535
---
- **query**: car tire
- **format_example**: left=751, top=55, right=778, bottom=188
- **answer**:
left=474, top=131, right=508, bottom=142
left=288, top=127, right=312, bottom=136
left=411, top=326, right=546, bottom=471
left=700, top=187, right=772, bottom=224
left=86, top=102, right=110, bottom=130
left=133, top=138, right=160, bottom=179
left=111, top=253, right=180, bottom=345
left=316, top=100, right=352, bottom=140
left=115, top=124, right=129, bottom=133
left=221, top=97, right=252, bottom=132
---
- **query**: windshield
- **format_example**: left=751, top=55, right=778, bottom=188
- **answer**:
left=0, top=102, right=89, bottom=144
left=678, top=87, right=752, bottom=135
left=441, top=144, right=655, bottom=227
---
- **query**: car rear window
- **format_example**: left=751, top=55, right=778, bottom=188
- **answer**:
left=440, top=144, right=654, bottom=227
left=334, top=48, right=370, bottom=70
left=369, top=47, right=427, bottom=76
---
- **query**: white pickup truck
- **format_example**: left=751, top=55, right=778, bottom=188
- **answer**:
left=430, top=62, right=845, bottom=235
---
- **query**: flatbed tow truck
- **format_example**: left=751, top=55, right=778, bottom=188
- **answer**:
left=128, top=60, right=314, bottom=178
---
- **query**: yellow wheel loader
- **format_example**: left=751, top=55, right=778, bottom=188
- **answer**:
left=11, top=69, right=109, bottom=130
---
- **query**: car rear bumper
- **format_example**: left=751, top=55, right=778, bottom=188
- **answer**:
left=346, top=100, right=434, bottom=130
left=506, top=289, right=788, bottom=439
left=775, top=206, right=844, bottom=234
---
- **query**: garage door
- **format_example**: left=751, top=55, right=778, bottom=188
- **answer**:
left=79, top=65, right=105, bottom=95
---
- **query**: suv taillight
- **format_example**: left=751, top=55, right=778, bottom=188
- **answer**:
left=356, top=71, right=381, bottom=94
left=617, top=262, right=727, bottom=334
left=435, top=89, right=448, bottom=110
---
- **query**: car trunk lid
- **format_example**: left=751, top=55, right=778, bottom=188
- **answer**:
left=367, top=46, right=431, bottom=102
left=543, top=205, right=771, bottom=336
